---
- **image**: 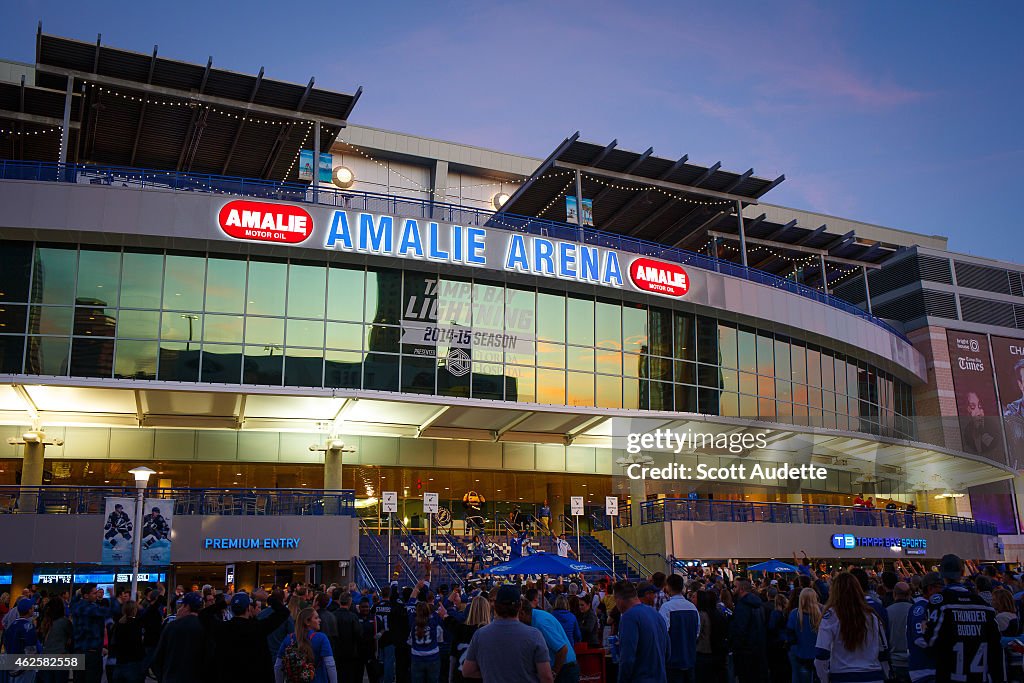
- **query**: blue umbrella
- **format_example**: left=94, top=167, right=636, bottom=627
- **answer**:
left=747, top=560, right=800, bottom=573
left=481, top=553, right=609, bottom=576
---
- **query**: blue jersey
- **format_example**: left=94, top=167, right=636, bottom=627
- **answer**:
left=2, top=617, right=39, bottom=655
left=509, top=537, right=524, bottom=560
left=907, top=597, right=936, bottom=683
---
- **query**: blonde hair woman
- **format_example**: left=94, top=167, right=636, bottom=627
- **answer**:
left=439, top=596, right=491, bottom=682
left=787, top=588, right=823, bottom=683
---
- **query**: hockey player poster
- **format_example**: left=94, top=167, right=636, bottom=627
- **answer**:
left=102, top=497, right=135, bottom=565
left=102, top=497, right=173, bottom=566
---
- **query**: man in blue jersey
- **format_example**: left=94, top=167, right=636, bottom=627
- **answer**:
left=908, top=573, right=942, bottom=683
left=660, top=574, right=699, bottom=682
left=509, top=530, right=528, bottom=560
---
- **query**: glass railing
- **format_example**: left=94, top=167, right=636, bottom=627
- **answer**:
left=640, top=498, right=997, bottom=535
left=0, top=485, right=356, bottom=516
left=0, top=160, right=908, bottom=343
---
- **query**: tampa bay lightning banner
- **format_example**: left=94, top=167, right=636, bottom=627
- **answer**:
left=102, top=497, right=173, bottom=566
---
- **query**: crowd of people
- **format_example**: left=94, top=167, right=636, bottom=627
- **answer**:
left=0, top=551, right=1021, bottom=682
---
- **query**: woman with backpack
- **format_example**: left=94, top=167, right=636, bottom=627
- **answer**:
left=408, top=601, right=443, bottom=683
left=274, top=607, right=338, bottom=683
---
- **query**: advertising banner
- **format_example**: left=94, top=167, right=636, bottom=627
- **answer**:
left=102, top=497, right=135, bottom=565
left=991, top=335, right=1024, bottom=466
left=565, top=196, right=594, bottom=227
left=102, top=497, right=173, bottom=566
left=945, top=330, right=1005, bottom=464
left=298, top=150, right=333, bottom=183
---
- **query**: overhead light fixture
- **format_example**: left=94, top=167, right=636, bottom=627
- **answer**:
left=332, top=166, right=355, bottom=189
left=492, top=192, right=510, bottom=210
left=934, top=491, right=965, bottom=499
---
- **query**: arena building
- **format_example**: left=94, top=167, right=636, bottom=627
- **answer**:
left=0, top=29, right=1017, bottom=592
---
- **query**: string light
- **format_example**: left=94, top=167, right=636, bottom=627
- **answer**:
left=583, top=173, right=733, bottom=208
left=85, top=83, right=295, bottom=126
left=284, top=122, right=315, bottom=181
left=0, top=126, right=63, bottom=136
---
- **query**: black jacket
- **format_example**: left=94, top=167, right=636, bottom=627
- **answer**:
left=206, top=599, right=289, bottom=683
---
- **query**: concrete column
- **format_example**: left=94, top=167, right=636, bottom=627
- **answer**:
left=629, top=477, right=647, bottom=513
left=324, top=449, right=343, bottom=491
left=19, top=442, right=45, bottom=513
left=546, top=482, right=565, bottom=535
left=431, top=160, right=449, bottom=218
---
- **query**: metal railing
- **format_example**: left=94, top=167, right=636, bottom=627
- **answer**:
left=640, top=498, right=998, bottom=536
left=359, top=517, right=418, bottom=587
left=353, top=555, right=380, bottom=593
left=0, top=485, right=356, bottom=516
left=0, top=160, right=908, bottom=342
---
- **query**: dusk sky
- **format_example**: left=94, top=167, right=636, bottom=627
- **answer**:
left=4, top=1, right=1022, bottom=262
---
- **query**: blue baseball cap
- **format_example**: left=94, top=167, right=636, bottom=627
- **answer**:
left=180, top=592, right=203, bottom=611
left=230, top=592, right=251, bottom=613
left=16, top=598, right=33, bottom=615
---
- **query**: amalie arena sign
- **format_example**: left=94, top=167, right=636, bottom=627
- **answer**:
left=216, top=199, right=692, bottom=299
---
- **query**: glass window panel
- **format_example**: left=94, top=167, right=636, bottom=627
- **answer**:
left=114, top=340, right=157, bottom=379
left=203, top=314, right=244, bottom=343
left=822, top=390, right=836, bottom=415
left=536, top=368, right=565, bottom=405
left=436, top=277, right=474, bottom=327
left=774, top=339, right=790, bottom=381
left=807, top=348, right=821, bottom=388
left=597, top=375, right=622, bottom=409
left=834, top=358, right=847, bottom=396
left=76, top=250, right=120, bottom=308
left=287, top=264, right=327, bottom=319
left=622, top=304, right=648, bottom=354
left=623, top=353, right=643, bottom=378
left=791, top=344, right=806, bottom=384
left=328, top=265, right=365, bottom=322
left=32, top=246, right=77, bottom=305
left=245, top=317, right=285, bottom=346
left=648, top=356, right=672, bottom=382
left=718, top=324, right=737, bottom=369
left=567, top=345, right=594, bottom=373
left=776, top=399, right=792, bottom=420
left=756, top=334, right=774, bottom=377
left=472, top=363, right=505, bottom=401
left=0, top=240, right=33, bottom=302
left=505, top=286, right=535, bottom=337
left=675, top=384, right=697, bottom=413
left=30, top=306, right=73, bottom=336
left=401, top=355, right=436, bottom=395
left=200, top=343, right=243, bottom=384
left=505, top=347, right=535, bottom=366
left=0, top=304, right=26, bottom=335
left=70, top=338, right=114, bottom=377
left=205, top=257, right=247, bottom=313
left=506, top=365, right=535, bottom=403
left=324, top=350, right=363, bottom=389
left=721, top=368, right=738, bottom=393
left=473, top=283, right=504, bottom=330
left=120, top=251, right=163, bottom=310
left=117, top=310, right=159, bottom=339
left=596, top=349, right=622, bottom=375
left=595, top=300, right=621, bottom=350
left=674, top=313, right=695, bottom=361
left=697, top=363, right=720, bottom=388
left=740, top=393, right=757, bottom=418
left=738, top=329, right=757, bottom=374
left=675, top=360, right=695, bottom=385
left=566, top=296, right=594, bottom=347
left=792, top=383, right=808, bottom=407
left=286, top=319, right=325, bottom=348
left=73, top=304, right=116, bottom=337
left=536, top=292, right=565, bottom=343
left=161, top=312, right=202, bottom=342
left=163, top=254, right=205, bottom=311
left=365, top=268, right=402, bottom=327
left=808, top=386, right=822, bottom=410
left=326, top=322, right=362, bottom=350
left=26, top=336, right=69, bottom=375
left=649, top=308, right=672, bottom=357
left=650, top=381, right=673, bottom=411
left=720, top=391, right=739, bottom=417
left=739, top=371, right=757, bottom=395
left=776, top=379, right=792, bottom=403
left=757, top=374, right=774, bottom=398
left=698, top=387, right=720, bottom=415
left=366, top=325, right=399, bottom=354
left=624, top=377, right=640, bottom=409
left=696, top=316, right=718, bottom=365
left=246, top=260, right=286, bottom=317
left=849, top=364, right=860, bottom=401
left=537, top=342, right=565, bottom=369
left=243, top=345, right=283, bottom=385
left=820, top=353, right=835, bottom=392
left=567, top=371, right=594, bottom=407
left=758, top=397, right=776, bottom=419
left=363, top=353, right=399, bottom=391
left=438, top=350, right=471, bottom=397
left=157, top=342, right=200, bottom=382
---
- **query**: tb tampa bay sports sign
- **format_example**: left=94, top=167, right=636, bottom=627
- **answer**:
left=216, top=199, right=697, bottom=299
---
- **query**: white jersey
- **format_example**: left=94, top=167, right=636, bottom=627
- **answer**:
left=556, top=538, right=571, bottom=557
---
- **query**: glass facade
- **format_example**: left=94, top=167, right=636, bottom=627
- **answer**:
left=0, top=241, right=915, bottom=438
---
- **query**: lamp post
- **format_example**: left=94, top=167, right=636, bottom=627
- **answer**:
left=128, top=466, right=155, bottom=601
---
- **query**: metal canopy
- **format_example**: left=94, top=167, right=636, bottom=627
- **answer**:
left=26, top=30, right=361, bottom=180
left=498, top=134, right=783, bottom=236
left=0, top=78, right=82, bottom=163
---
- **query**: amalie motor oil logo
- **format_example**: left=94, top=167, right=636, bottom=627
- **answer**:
left=628, top=258, right=689, bottom=297
left=217, top=200, right=313, bottom=244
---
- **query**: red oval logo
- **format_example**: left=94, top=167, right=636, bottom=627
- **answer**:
left=217, top=200, right=313, bottom=244
left=629, top=258, right=690, bottom=297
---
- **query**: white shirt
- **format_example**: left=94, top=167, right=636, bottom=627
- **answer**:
left=556, top=538, right=571, bottom=557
